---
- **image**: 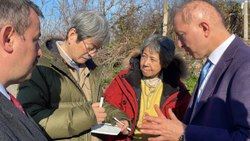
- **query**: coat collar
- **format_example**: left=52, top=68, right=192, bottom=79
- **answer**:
left=39, top=39, right=99, bottom=95
left=124, top=57, right=184, bottom=107
left=45, top=39, right=97, bottom=72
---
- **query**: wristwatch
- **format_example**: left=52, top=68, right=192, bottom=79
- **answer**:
left=179, top=134, right=184, bottom=141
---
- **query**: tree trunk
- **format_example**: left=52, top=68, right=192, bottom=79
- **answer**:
left=163, top=0, right=168, bottom=36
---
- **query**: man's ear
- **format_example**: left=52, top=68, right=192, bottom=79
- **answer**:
left=67, top=28, right=77, bottom=41
left=199, top=22, right=210, bottom=38
left=0, top=25, right=15, bottom=53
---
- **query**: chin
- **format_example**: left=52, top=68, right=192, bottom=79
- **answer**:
left=193, top=54, right=203, bottom=59
left=142, top=73, right=152, bottom=78
left=78, top=58, right=88, bottom=64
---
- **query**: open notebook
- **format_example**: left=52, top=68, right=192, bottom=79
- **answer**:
left=91, top=123, right=121, bottom=135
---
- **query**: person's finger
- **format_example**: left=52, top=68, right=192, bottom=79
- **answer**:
left=168, top=108, right=177, bottom=120
left=139, top=120, right=162, bottom=131
left=143, top=114, right=163, bottom=125
left=154, top=105, right=165, bottom=118
left=148, top=136, right=166, bottom=141
left=92, top=102, right=100, bottom=108
left=140, top=127, right=161, bottom=135
left=115, top=120, right=129, bottom=135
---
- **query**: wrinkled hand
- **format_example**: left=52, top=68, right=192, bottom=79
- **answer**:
left=139, top=105, right=186, bottom=141
left=115, top=120, right=130, bottom=135
left=92, top=102, right=107, bottom=124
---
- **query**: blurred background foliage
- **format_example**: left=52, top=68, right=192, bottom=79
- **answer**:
left=36, top=0, right=245, bottom=94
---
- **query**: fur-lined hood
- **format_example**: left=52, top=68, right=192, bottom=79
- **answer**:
left=122, top=48, right=189, bottom=80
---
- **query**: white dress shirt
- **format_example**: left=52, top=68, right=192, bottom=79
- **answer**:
left=196, top=34, right=236, bottom=103
left=0, top=84, right=10, bottom=100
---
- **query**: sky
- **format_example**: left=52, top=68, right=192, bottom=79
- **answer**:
left=33, top=0, right=60, bottom=20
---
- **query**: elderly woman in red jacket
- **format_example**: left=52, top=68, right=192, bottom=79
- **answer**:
left=104, top=34, right=191, bottom=141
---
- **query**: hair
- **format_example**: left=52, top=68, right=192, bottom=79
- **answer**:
left=173, top=0, right=225, bottom=26
left=66, top=10, right=110, bottom=48
left=139, top=34, right=175, bottom=69
left=0, top=0, right=43, bottom=36
left=122, top=34, right=188, bottom=79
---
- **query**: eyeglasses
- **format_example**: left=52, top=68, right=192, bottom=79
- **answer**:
left=82, top=40, right=98, bottom=53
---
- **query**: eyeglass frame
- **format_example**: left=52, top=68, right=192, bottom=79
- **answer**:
left=82, top=39, right=100, bottom=54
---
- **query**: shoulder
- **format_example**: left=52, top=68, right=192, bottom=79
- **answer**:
left=38, top=38, right=64, bottom=67
left=230, top=36, right=250, bottom=60
left=118, top=69, right=130, bottom=76
left=38, top=46, right=57, bottom=67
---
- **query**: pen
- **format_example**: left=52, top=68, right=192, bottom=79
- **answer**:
left=113, top=117, right=131, bottom=131
left=99, top=97, right=104, bottom=108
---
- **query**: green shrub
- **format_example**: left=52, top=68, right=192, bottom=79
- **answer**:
left=184, top=73, right=198, bottom=95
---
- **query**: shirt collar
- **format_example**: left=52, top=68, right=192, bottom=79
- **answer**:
left=0, top=84, right=10, bottom=100
left=56, top=41, right=80, bottom=71
left=209, top=34, right=235, bottom=65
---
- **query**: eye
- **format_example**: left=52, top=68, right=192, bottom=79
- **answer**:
left=151, top=58, right=159, bottom=62
left=141, top=54, right=147, bottom=58
left=177, top=33, right=186, bottom=41
left=89, top=47, right=96, bottom=51
left=33, top=38, right=39, bottom=43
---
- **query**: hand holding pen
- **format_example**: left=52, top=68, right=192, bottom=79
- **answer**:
left=113, top=117, right=131, bottom=135
left=100, top=96, right=131, bottom=134
left=92, top=97, right=106, bottom=124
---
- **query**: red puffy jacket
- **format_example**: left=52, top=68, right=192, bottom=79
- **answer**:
left=103, top=57, right=191, bottom=141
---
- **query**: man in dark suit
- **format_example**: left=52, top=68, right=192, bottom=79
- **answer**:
left=0, top=0, right=48, bottom=140
left=138, top=1, right=250, bottom=141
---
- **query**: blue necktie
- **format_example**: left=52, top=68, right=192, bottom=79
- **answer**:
left=196, top=59, right=212, bottom=104
left=190, top=59, right=212, bottom=120
left=199, top=59, right=212, bottom=87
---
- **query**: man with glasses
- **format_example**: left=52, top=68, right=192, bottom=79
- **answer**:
left=16, top=10, right=130, bottom=141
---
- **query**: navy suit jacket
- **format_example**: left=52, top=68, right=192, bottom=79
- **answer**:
left=0, top=93, right=48, bottom=141
left=183, top=36, right=250, bottom=141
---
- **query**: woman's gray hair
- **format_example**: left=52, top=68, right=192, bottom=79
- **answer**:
left=139, top=34, right=175, bottom=69
left=0, top=0, right=43, bottom=36
left=67, top=10, right=110, bottom=48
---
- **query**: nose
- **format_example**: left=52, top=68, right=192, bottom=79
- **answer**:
left=143, top=58, right=151, bottom=66
left=36, top=44, right=42, bottom=57
left=88, top=51, right=96, bottom=58
left=38, top=48, right=42, bottom=57
left=177, top=39, right=184, bottom=48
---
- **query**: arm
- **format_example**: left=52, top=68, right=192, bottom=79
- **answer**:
left=185, top=60, right=250, bottom=141
left=103, top=101, right=131, bottom=135
left=103, top=75, right=132, bottom=134
left=17, top=66, right=97, bottom=139
left=140, top=61, right=250, bottom=141
left=139, top=105, right=186, bottom=141
left=0, top=130, right=16, bottom=141
left=185, top=61, right=250, bottom=141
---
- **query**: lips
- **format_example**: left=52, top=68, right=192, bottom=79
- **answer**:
left=81, top=53, right=92, bottom=59
left=141, top=68, right=150, bottom=74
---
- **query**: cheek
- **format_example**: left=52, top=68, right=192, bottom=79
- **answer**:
left=24, top=51, right=36, bottom=65
left=140, top=60, right=144, bottom=69
left=88, top=51, right=96, bottom=57
left=152, top=64, right=161, bottom=74
left=71, top=49, right=83, bottom=60
left=14, top=39, right=37, bottom=65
